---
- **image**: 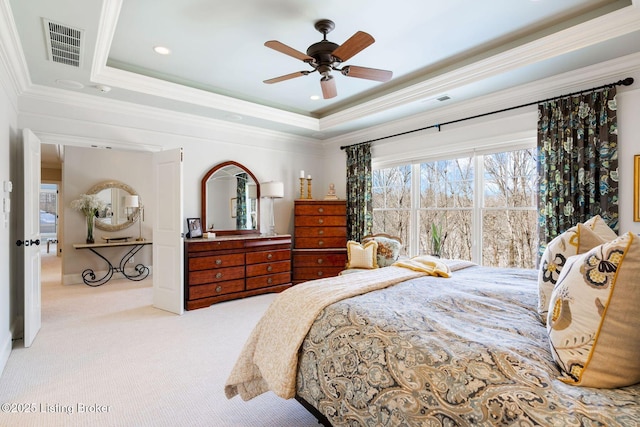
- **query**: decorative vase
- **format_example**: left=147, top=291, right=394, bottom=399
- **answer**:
left=86, top=214, right=95, bottom=244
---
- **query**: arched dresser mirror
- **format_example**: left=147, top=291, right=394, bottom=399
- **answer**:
left=201, top=161, right=260, bottom=235
left=87, top=180, right=141, bottom=232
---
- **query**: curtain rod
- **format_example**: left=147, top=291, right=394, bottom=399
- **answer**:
left=340, top=77, right=634, bottom=150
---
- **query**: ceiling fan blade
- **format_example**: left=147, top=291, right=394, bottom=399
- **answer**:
left=264, top=71, right=309, bottom=84
left=321, top=75, right=337, bottom=99
left=264, top=40, right=313, bottom=62
left=341, top=65, right=392, bottom=82
left=331, top=31, right=374, bottom=62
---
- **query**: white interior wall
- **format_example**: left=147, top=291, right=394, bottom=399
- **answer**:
left=0, top=54, right=19, bottom=376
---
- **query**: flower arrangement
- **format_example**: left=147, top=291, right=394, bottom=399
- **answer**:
left=70, top=194, right=106, bottom=243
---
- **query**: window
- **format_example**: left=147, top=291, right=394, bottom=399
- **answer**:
left=372, top=148, right=538, bottom=268
left=40, top=183, right=58, bottom=237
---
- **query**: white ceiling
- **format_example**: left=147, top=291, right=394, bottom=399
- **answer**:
left=7, top=0, right=640, bottom=144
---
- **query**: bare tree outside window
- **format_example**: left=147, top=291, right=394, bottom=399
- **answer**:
left=372, top=147, right=538, bottom=268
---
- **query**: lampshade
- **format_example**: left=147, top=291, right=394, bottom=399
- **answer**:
left=124, top=195, right=139, bottom=208
left=261, top=181, right=284, bottom=198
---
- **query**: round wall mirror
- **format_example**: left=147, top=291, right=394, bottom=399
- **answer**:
left=87, top=180, right=141, bottom=232
left=201, top=161, right=260, bottom=234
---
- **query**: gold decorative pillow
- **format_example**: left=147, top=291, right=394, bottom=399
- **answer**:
left=547, top=232, right=640, bottom=388
left=346, top=240, right=378, bottom=269
left=537, top=215, right=617, bottom=324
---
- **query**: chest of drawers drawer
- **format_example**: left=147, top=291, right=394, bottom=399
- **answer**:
left=188, top=253, right=245, bottom=271
left=245, top=249, right=290, bottom=264
left=295, top=237, right=347, bottom=249
left=188, top=279, right=245, bottom=299
left=246, top=260, right=291, bottom=277
left=188, top=265, right=245, bottom=286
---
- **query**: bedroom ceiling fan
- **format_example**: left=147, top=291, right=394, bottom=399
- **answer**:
left=263, top=19, right=393, bottom=99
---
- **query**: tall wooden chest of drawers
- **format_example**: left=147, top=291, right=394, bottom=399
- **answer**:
left=293, top=200, right=347, bottom=284
left=184, top=234, right=291, bottom=310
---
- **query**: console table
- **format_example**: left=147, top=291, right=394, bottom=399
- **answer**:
left=73, top=241, right=153, bottom=287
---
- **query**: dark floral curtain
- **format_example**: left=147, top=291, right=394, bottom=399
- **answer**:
left=236, top=173, right=248, bottom=228
left=345, top=143, right=373, bottom=241
left=537, top=87, right=618, bottom=250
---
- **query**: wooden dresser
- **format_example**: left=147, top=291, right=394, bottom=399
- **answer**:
left=293, top=200, right=347, bottom=284
left=184, top=234, right=291, bottom=310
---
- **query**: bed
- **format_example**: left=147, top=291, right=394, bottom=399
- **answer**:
left=225, top=259, right=640, bottom=426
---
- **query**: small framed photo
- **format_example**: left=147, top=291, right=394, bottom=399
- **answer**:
left=187, top=217, right=203, bottom=238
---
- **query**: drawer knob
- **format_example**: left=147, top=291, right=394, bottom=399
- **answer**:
left=318, top=218, right=324, bottom=224
left=267, top=253, right=273, bottom=259
left=317, top=258, right=324, bottom=264
left=216, top=286, right=222, bottom=293
left=216, top=272, right=223, bottom=279
left=267, top=265, right=273, bottom=272
left=215, top=259, right=222, bottom=265
left=267, top=278, right=273, bottom=284
left=318, top=230, right=324, bottom=235
left=318, top=207, right=324, bottom=213
left=317, top=271, right=324, bottom=277
left=318, top=240, right=324, bottom=246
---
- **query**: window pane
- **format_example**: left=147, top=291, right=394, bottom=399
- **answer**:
left=40, top=184, right=57, bottom=235
left=484, top=149, right=537, bottom=208
left=372, top=210, right=410, bottom=256
left=418, top=210, right=472, bottom=260
left=420, top=158, right=473, bottom=208
left=482, top=209, right=537, bottom=268
left=372, top=166, right=411, bottom=209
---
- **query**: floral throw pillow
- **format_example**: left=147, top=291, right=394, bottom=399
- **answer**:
left=364, top=236, right=402, bottom=267
left=547, top=232, right=640, bottom=388
left=537, top=215, right=617, bottom=324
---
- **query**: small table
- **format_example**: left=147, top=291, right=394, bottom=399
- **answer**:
left=73, top=240, right=153, bottom=287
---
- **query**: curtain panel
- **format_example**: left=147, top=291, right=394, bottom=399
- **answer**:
left=537, top=87, right=618, bottom=248
left=345, top=143, right=373, bottom=242
left=236, top=173, right=248, bottom=228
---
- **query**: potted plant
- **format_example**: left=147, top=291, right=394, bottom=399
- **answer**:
left=430, top=222, right=446, bottom=258
left=70, top=194, right=106, bottom=244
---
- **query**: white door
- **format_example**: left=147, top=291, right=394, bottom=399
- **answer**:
left=152, top=148, right=184, bottom=314
left=23, top=129, right=41, bottom=347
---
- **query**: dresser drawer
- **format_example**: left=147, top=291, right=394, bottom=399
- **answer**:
left=295, top=203, right=346, bottom=216
left=186, top=239, right=244, bottom=253
left=246, top=249, right=290, bottom=265
left=293, top=252, right=347, bottom=267
left=188, top=266, right=245, bottom=285
left=246, top=272, right=291, bottom=290
left=188, top=279, right=245, bottom=299
left=294, top=216, right=347, bottom=227
left=246, top=260, right=291, bottom=277
left=295, top=227, right=346, bottom=238
left=295, top=237, right=347, bottom=249
left=188, top=253, right=245, bottom=271
left=293, top=266, right=344, bottom=281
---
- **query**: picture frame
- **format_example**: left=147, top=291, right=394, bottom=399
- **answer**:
left=635, top=155, right=640, bottom=222
left=230, top=198, right=237, bottom=218
left=186, top=217, right=203, bottom=238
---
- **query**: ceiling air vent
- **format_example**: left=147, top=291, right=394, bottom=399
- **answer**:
left=43, top=19, right=83, bottom=67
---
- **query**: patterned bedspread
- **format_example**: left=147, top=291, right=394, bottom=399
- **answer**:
left=296, top=266, right=640, bottom=426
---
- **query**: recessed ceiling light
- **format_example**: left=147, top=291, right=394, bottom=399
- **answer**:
left=153, top=46, right=171, bottom=55
left=224, top=114, right=243, bottom=122
left=310, top=95, right=321, bottom=101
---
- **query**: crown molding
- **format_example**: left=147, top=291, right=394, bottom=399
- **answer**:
left=327, top=51, right=640, bottom=149
left=0, top=0, right=31, bottom=102
left=319, top=3, right=640, bottom=131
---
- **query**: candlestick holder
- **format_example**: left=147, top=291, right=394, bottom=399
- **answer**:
left=299, top=177, right=305, bottom=199
left=306, top=178, right=312, bottom=199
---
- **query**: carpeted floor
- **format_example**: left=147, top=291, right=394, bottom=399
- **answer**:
left=0, top=247, right=320, bottom=426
